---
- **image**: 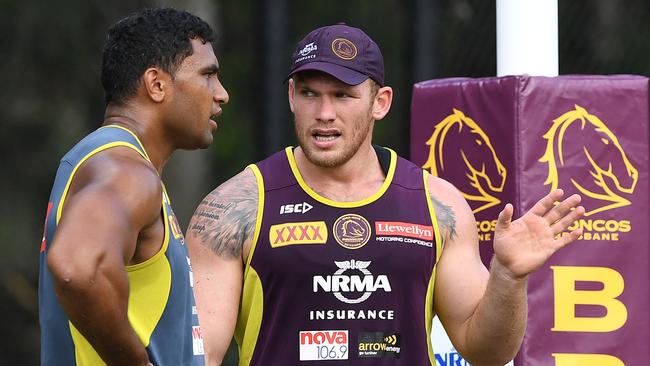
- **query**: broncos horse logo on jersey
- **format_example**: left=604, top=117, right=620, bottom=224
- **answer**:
left=539, top=105, right=638, bottom=216
left=333, top=214, right=371, bottom=249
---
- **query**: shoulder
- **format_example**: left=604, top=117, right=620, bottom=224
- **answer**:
left=424, top=174, right=470, bottom=213
left=425, top=174, right=475, bottom=244
left=215, top=166, right=259, bottom=196
left=86, top=146, right=160, bottom=195
left=198, top=167, right=259, bottom=209
left=68, top=146, right=162, bottom=223
left=187, top=167, right=259, bottom=261
left=425, top=174, right=465, bottom=202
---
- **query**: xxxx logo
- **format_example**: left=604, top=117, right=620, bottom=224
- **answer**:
left=269, top=221, right=328, bottom=248
left=539, top=105, right=638, bottom=216
left=423, top=109, right=507, bottom=214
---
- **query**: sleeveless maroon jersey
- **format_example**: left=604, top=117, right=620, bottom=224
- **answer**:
left=235, top=147, right=442, bottom=365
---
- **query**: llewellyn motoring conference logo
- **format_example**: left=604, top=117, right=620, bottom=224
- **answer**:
left=423, top=108, right=507, bottom=214
left=539, top=105, right=637, bottom=241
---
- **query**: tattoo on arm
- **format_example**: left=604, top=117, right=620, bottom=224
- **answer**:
left=189, top=171, right=258, bottom=260
left=429, top=193, right=457, bottom=242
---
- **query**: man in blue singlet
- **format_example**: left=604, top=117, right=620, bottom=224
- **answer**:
left=38, top=8, right=229, bottom=365
left=187, top=24, right=584, bottom=365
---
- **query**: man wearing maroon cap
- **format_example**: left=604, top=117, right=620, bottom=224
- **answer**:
left=187, top=24, right=584, bottom=365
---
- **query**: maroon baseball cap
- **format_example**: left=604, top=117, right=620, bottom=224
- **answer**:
left=288, top=23, right=385, bottom=86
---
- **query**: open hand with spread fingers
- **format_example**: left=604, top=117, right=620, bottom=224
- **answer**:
left=493, top=189, right=585, bottom=279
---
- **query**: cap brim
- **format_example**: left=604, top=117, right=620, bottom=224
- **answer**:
left=288, top=62, right=368, bottom=86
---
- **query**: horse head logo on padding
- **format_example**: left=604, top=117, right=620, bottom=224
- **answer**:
left=423, top=109, right=507, bottom=214
left=539, top=105, right=638, bottom=216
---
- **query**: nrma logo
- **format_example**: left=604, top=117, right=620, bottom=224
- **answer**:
left=423, top=109, right=507, bottom=214
left=539, top=105, right=638, bottom=216
left=313, top=260, right=391, bottom=304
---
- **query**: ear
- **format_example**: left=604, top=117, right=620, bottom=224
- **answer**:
left=142, top=67, right=168, bottom=103
left=288, top=78, right=296, bottom=113
left=371, top=86, right=393, bottom=121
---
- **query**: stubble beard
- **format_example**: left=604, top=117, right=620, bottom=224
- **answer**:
left=295, top=111, right=373, bottom=168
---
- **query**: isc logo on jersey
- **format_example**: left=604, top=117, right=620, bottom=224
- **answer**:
left=280, top=202, right=313, bottom=214
left=313, top=260, right=391, bottom=304
left=299, top=330, right=349, bottom=361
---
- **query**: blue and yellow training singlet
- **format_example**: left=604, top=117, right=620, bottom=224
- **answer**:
left=38, top=125, right=204, bottom=365
left=235, top=146, right=442, bottom=365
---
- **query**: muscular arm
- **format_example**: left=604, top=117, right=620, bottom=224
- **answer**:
left=186, top=168, right=259, bottom=366
left=47, top=148, right=161, bottom=366
left=430, top=176, right=584, bottom=365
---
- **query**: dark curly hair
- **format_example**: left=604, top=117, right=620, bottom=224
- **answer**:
left=101, top=8, right=215, bottom=105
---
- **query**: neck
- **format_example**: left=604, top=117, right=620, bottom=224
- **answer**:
left=104, top=104, right=173, bottom=174
left=294, top=143, right=386, bottom=202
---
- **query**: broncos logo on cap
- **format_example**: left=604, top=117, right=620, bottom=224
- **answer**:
left=423, top=109, right=507, bottom=214
left=539, top=105, right=638, bottom=216
left=331, top=38, right=357, bottom=60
